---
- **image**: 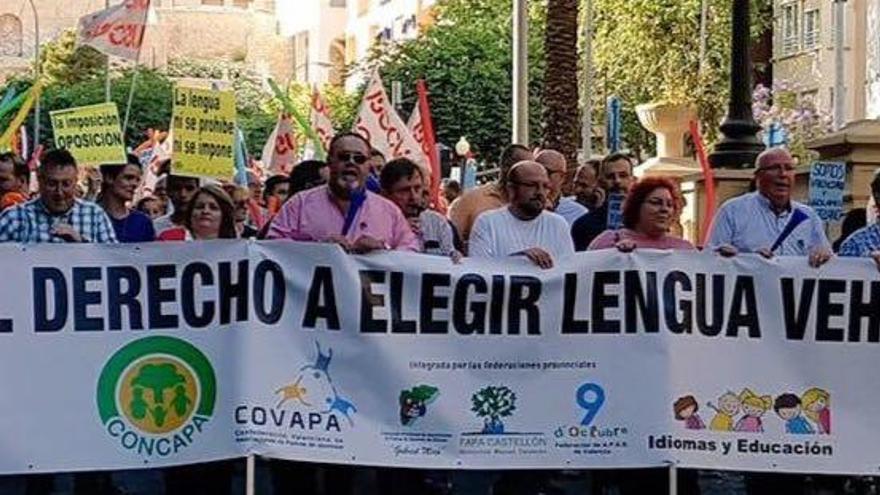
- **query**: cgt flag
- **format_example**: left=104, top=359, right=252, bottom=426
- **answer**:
left=353, top=72, right=428, bottom=175
left=77, top=0, right=151, bottom=61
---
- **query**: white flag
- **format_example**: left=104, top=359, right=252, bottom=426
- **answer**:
left=261, top=114, right=297, bottom=175
left=353, top=72, right=428, bottom=173
left=407, top=103, right=424, bottom=149
left=77, top=0, right=151, bottom=61
left=311, top=89, right=335, bottom=153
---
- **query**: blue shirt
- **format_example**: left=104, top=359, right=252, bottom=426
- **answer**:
left=0, top=198, right=117, bottom=244
left=786, top=415, right=814, bottom=434
left=555, top=197, right=589, bottom=226
left=838, top=222, right=880, bottom=257
left=109, top=210, right=156, bottom=243
left=708, top=192, right=830, bottom=256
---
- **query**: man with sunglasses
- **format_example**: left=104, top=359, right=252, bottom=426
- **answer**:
left=708, top=147, right=832, bottom=267
left=839, top=168, right=880, bottom=271
left=469, top=161, right=574, bottom=268
left=267, top=132, right=418, bottom=253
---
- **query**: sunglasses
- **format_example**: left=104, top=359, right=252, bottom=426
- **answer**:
left=336, top=152, right=369, bottom=165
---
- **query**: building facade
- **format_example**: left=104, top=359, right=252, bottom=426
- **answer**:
left=771, top=0, right=870, bottom=124
left=0, top=0, right=296, bottom=83
left=275, top=0, right=347, bottom=87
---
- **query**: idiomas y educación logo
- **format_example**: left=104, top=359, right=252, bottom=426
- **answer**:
left=96, top=336, right=216, bottom=457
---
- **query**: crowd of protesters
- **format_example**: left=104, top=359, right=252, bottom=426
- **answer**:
left=0, top=133, right=879, bottom=495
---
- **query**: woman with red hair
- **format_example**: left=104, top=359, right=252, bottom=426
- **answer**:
left=588, top=176, right=695, bottom=251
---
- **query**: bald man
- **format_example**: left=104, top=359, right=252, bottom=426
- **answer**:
left=708, top=147, right=832, bottom=267
left=468, top=161, right=574, bottom=268
left=535, top=149, right=588, bottom=225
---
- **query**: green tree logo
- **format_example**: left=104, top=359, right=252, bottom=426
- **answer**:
left=97, top=336, right=215, bottom=439
left=471, top=385, right=517, bottom=434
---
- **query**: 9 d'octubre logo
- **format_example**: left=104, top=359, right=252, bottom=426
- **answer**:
left=96, top=336, right=216, bottom=457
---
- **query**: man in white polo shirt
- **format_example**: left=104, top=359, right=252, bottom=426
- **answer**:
left=469, top=161, right=574, bottom=268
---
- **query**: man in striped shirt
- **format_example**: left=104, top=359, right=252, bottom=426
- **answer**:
left=0, top=149, right=117, bottom=244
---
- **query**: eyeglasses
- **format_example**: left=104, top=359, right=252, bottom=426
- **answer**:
left=645, top=197, right=675, bottom=209
left=336, top=152, right=368, bottom=165
left=757, top=163, right=796, bottom=174
left=511, top=180, right=548, bottom=191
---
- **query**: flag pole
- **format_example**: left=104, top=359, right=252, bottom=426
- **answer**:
left=122, top=2, right=149, bottom=141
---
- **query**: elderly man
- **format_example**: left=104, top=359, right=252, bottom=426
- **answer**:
left=469, top=161, right=574, bottom=269
left=535, top=149, right=588, bottom=225
left=708, top=147, right=832, bottom=267
left=267, top=132, right=418, bottom=253
left=0, top=149, right=116, bottom=243
left=448, top=144, right=533, bottom=242
left=570, top=153, right=636, bottom=251
left=839, top=168, right=880, bottom=271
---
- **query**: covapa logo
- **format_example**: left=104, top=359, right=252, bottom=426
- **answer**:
left=96, top=336, right=216, bottom=457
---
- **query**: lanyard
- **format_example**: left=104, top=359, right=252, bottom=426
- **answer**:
left=341, top=189, right=367, bottom=236
left=770, top=208, right=809, bottom=253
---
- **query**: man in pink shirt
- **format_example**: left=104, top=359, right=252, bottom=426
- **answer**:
left=267, top=132, right=419, bottom=252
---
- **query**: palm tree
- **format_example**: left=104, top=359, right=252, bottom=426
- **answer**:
left=541, top=0, right=580, bottom=164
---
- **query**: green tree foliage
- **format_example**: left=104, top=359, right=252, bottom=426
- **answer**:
left=39, top=29, right=106, bottom=86
left=367, top=0, right=547, bottom=163
left=590, top=0, right=771, bottom=154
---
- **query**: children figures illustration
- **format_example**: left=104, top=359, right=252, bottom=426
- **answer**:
left=774, top=394, right=814, bottom=434
left=802, top=388, right=831, bottom=434
left=734, top=389, right=772, bottom=433
left=707, top=391, right=740, bottom=432
left=673, top=395, right=705, bottom=430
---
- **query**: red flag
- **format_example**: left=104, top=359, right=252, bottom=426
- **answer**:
left=690, top=120, right=715, bottom=248
left=416, top=80, right=442, bottom=212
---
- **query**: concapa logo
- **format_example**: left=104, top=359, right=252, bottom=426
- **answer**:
left=96, top=336, right=216, bottom=457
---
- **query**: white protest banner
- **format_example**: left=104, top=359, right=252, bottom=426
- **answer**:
left=77, top=0, right=150, bottom=61
left=353, top=72, right=428, bottom=172
left=261, top=114, right=297, bottom=175
left=809, top=161, right=847, bottom=222
left=311, top=89, right=335, bottom=153
left=0, top=244, right=878, bottom=475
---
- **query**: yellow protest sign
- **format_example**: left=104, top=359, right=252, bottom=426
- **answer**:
left=171, top=85, right=236, bottom=180
left=50, top=102, right=126, bottom=166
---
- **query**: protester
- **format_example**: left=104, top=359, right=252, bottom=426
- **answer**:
left=231, top=186, right=259, bottom=239
left=832, top=208, right=867, bottom=252
left=380, top=157, right=460, bottom=259
left=157, top=184, right=237, bottom=241
left=535, top=149, right=588, bottom=225
left=0, top=152, right=29, bottom=198
left=153, top=173, right=170, bottom=215
left=708, top=147, right=832, bottom=267
left=267, top=133, right=418, bottom=253
left=98, top=155, right=155, bottom=243
left=442, top=178, right=461, bottom=205
left=839, top=169, right=880, bottom=269
left=571, top=160, right=604, bottom=210
left=0, top=149, right=116, bottom=243
left=136, top=196, right=165, bottom=220
left=152, top=174, right=200, bottom=234
left=589, top=177, right=694, bottom=251
left=366, top=148, right=385, bottom=193
left=469, top=161, right=574, bottom=268
left=246, top=169, right=263, bottom=206
left=289, top=159, right=329, bottom=195
left=571, top=153, right=636, bottom=251
left=449, top=144, right=533, bottom=243
left=263, top=174, right=291, bottom=208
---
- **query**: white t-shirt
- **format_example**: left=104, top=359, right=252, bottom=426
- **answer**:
left=469, top=207, right=575, bottom=260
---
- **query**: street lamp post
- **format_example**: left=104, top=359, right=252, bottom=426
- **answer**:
left=27, top=0, right=40, bottom=150
left=512, top=0, right=529, bottom=145
left=708, top=0, right=764, bottom=169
